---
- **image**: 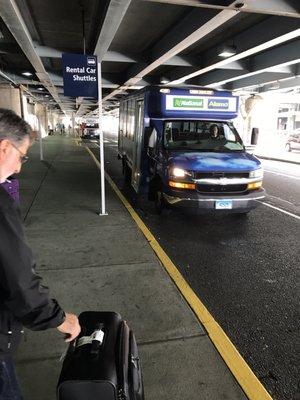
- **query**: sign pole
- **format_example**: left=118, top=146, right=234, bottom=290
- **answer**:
left=62, top=53, right=106, bottom=214
left=97, top=61, right=107, bottom=216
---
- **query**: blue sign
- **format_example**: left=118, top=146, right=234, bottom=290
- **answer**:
left=208, top=99, right=229, bottom=109
left=62, top=53, right=98, bottom=98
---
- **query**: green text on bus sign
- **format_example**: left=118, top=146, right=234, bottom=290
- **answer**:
left=173, top=97, right=204, bottom=108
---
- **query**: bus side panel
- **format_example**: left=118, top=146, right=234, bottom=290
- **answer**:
left=118, top=95, right=147, bottom=190
left=118, top=99, right=134, bottom=167
left=131, top=99, right=145, bottom=192
left=118, top=102, right=124, bottom=154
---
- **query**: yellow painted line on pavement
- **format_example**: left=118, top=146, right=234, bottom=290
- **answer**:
left=85, top=146, right=273, bottom=400
left=74, top=138, right=82, bottom=146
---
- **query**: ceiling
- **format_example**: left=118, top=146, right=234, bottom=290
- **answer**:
left=0, top=0, right=299, bottom=116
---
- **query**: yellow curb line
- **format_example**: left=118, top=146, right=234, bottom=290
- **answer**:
left=85, top=146, right=272, bottom=400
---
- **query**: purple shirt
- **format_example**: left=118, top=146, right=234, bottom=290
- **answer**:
left=0, top=178, right=20, bottom=202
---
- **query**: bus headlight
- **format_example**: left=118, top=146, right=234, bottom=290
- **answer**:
left=172, top=168, right=186, bottom=178
left=249, top=168, right=263, bottom=179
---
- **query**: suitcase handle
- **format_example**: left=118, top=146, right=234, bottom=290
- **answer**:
left=90, top=324, right=104, bottom=355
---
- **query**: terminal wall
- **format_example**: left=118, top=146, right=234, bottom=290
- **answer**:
left=0, top=84, right=22, bottom=116
left=0, top=84, right=63, bottom=139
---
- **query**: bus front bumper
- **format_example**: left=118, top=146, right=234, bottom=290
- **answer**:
left=163, top=188, right=266, bottom=213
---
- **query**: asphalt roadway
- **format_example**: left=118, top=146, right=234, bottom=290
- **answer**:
left=88, top=138, right=300, bottom=400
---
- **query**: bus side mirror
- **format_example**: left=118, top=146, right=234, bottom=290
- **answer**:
left=251, top=127, right=259, bottom=145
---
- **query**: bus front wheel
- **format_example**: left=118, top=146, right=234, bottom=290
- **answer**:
left=154, top=189, right=165, bottom=214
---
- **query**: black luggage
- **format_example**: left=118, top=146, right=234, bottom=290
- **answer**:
left=57, top=311, right=144, bottom=400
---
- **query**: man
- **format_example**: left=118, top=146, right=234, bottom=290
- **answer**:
left=209, top=123, right=221, bottom=139
left=0, top=108, right=81, bottom=399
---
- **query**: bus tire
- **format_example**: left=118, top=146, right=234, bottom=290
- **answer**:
left=154, top=188, right=165, bottom=214
left=123, top=162, right=131, bottom=185
left=148, top=177, right=157, bottom=201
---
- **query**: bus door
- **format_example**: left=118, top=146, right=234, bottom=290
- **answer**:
left=132, top=99, right=144, bottom=192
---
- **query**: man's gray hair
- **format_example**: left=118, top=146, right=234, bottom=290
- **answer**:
left=0, top=108, right=33, bottom=143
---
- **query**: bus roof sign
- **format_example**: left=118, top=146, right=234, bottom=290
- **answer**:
left=165, top=95, right=237, bottom=113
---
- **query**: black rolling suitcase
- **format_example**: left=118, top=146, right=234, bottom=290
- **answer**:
left=57, top=311, right=144, bottom=400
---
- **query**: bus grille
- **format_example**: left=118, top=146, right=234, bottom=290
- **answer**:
left=197, top=184, right=248, bottom=194
left=194, top=172, right=249, bottom=179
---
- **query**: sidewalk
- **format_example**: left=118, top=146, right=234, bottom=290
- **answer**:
left=16, top=137, right=246, bottom=400
left=254, top=148, right=300, bottom=165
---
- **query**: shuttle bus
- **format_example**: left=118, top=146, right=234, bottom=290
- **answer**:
left=118, top=86, right=265, bottom=214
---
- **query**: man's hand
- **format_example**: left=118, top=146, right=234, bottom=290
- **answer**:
left=57, top=313, right=81, bottom=342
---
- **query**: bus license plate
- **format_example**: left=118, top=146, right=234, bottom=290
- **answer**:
left=215, top=200, right=233, bottom=210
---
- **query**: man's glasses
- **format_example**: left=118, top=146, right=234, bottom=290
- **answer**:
left=10, top=142, right=29, bottom=164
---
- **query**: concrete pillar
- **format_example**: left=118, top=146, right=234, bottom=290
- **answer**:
left=250, top=96, right=278, bottom=151
left=35, top=103, right=48, bottom=138
left=236, top=94, right=278, bottom=149
left=0, top=84, right=22, bottom=116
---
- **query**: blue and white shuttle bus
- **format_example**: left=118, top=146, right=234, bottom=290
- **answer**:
left=118, top=86, right=265, bottom=214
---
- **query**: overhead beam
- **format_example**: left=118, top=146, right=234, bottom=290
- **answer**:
left=34, top=46, right=139, bottom=64
left=77, top=0, right=131, bottom=116
left=0, top=0, right=66, bottom=112
left=94, top=0, right=132, bottom=61
left=143, top=0, right=300, bottom=18
left=0, top=69, right=122, bottom=89
left=103, top=2, right=241, bottom=102
left=259, top=76, right=300, bottom=93
left=218, top=61, right=248, bottom=70
left=168, top=18, right=300, bottom=84
left=163, top=55, right=195, bottom=67
left=0, top=68, right=18, bottom=85
left=193, top=69, right=250, bottom=87
left=228, top=72, right=295, bottom=90
left=34, top=45, right=195, bottom=68
left=198, top=39, right=300, bottom=88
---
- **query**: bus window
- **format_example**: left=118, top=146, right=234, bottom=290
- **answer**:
left=223, top=124, right=236, bottom=141
left=164, top=120, right=244, bottom=152
left=130, top=100, right=135, bottom=141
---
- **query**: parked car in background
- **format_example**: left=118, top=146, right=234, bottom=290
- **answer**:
left=285, top=130, right=300, bottom=152
left=81, top=123, right=100, bottom=139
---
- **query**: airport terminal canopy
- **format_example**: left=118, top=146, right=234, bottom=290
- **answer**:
left=0, top=0, right=299, bottom=116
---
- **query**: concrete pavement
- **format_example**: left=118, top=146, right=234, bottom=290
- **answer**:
left=15, top=136, right=247, bottom=400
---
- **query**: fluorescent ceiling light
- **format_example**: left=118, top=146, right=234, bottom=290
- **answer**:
left=22, top=71, right=33, bottom=77
left=160, top=76, right=170, bottom=84
left=218, top=45, right=237, bottom=58
left=37, top=87, right=43, bottom=91
left=219, top=51, right=236, bottom=58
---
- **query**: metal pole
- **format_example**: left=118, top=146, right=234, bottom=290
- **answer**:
left=72, top=112, right=75, bottom=136
left=97, top=61, right=107, bottom=216
left=38, top=118, right=44, bottom=161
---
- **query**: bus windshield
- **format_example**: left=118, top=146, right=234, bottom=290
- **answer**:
left=164, top=120, right=244, bottom=152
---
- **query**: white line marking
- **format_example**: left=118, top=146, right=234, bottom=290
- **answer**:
left=264, top=170, right=300, bottom=180
left=260, top=202, right=300, bottom=220
left=94, top=142, right=118, bottom=153
left=267, top=194, right=295, bottom=206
